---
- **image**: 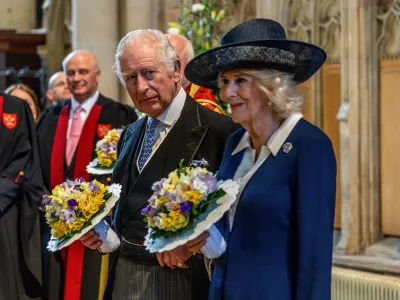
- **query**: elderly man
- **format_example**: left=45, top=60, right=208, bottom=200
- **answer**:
left=46, top=71, right=72, bottom=105
left=167, top=34, right=224, bottom=113
left=80, top=29, right=238, bottom=300
left=37, top=50, right=138, bottom=300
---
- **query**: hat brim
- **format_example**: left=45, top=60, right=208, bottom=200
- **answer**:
left=185, top=39, right=327, bottom=89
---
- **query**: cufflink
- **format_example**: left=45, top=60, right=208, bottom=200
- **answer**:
left=282, top=142, right=293, bottom=154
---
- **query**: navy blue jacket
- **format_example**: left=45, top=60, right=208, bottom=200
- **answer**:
left=210, top=118, right=337, bottom=300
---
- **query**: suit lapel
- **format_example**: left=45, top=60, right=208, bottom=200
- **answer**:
left=114, top=117, right=147, bottom=200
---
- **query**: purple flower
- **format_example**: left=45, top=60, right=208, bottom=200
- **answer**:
left=152, top=179, right=165, bottom=195
left=42, top=197, right=52, bottom=206
left=202, top=173, right=217, bottom=193
left=63, top=179, right=74, bottom=189
left=63, top=208, right=77, bottom=225
left=67, top=199, right=78, bottom=207
left=141, top=205, right=151, bottom=215
left=90, top=182, right=99, bottom=192
left=73, top=184, right=81, bottom=190
left=50, top=212, right=56, bottom=218
left=180, top=202, right=191, bottom=213
left=77, top=177, right=85, bottom=183
left=141, top=205, right=158, bottom=217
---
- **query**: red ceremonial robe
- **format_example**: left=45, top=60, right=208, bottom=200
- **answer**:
left=185, top=83, right=224, bottom=114
left=37, top=94, right=137, bottom=300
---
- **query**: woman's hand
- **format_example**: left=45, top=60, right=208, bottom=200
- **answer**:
left=185, top=231, right=210, bottom=253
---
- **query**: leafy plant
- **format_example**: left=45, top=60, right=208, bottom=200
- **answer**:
left=168, top=1, right=230, bottom=113
left=168, top=0, right=225, bottom=56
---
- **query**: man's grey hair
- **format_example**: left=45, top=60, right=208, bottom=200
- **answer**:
left=62, top=50, right=100, bottom=72
left=113, top=29, right=177, bottom=85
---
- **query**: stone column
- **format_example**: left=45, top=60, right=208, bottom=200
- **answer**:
left=118, top=0, right=158, bottom=105
left=71, top=0, right=119, bottom=100
left=256, top=0, right=286, bottom=25
left=0, top=0, right=36, bottom=31
left=336, top=0, right=380, bottom=255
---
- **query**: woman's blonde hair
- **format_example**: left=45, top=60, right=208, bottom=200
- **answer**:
left=5, top=83, right=41, bottom=121
left=219, top=68, right=304, bottom=119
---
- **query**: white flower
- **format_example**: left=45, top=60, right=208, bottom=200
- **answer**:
left=167, top=27, right=180, bottom=35
left=192, top=3, right=205, bottom=13
left=191, top=177, right=209, bottom=195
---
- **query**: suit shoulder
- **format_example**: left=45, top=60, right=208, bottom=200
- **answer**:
left=197, top=102, right=236, bottom=129
left=293, top=118, right=333, bottom=148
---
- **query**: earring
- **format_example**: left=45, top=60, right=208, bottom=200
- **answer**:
left=268, top=102, right=272, bottom=106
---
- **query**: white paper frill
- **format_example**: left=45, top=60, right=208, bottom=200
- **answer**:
left=47, top=183, right=122, bottom=252
left=143, top=179, right=239, bottom=254
left=86, top=158, right=114, bottom=175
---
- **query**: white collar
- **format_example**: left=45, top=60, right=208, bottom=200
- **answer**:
left=232, top=112, right=303, bottom=156
left=70, top=90, right=100, bottom=113
left=148, top=87, right=186, bottom=126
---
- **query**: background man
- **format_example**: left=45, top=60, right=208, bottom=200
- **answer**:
left=167, top=34, right=225, bottom=114
left=46, top=71, right=72, bottom=106
left=81, top=29, right=239, bottom=300
left=37, top=50, right=138, bottom=300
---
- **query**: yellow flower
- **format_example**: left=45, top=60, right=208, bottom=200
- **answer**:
left=184, top=190, right=203, bottom=205
left=156, top=197, right=171, bottom=205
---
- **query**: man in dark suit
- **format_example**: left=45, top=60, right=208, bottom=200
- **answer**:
left=80, top=29, right=238, bottom=299
left=37, top=50, right=137, bottom=300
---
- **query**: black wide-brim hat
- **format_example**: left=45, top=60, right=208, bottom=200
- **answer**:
left=185, top=18, right=327, bottom=88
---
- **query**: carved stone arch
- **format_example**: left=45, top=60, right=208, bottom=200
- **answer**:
left=286, top=0, right=314, bottom=43
left=377, top=0, right=400, bottom=57
left=317, top=0, right=341, bottom=61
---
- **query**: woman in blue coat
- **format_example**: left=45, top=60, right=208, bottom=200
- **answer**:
left=184, top=18, right=337, bottom=300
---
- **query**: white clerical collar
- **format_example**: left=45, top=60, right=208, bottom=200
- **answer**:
left=70, top=90, right=100, bottom=113
left=232, top=112, right=303, bottom=156
left=149, top=87, right=186, bottom=126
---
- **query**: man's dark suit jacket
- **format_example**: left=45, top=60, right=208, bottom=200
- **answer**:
left=105, top=95, right=239, bottom=299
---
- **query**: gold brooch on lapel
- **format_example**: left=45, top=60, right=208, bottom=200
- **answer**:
left=282, top=142, right=293, bottom=154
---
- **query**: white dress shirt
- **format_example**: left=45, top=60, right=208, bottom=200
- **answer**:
left=136, top=87, right=186, bottom=171
left=67, top=90, right=100, bottom=139
left=228, top=112, right=303, bottom=230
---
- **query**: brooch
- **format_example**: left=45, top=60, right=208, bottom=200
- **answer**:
left=282, top=142, right=293, bottom=154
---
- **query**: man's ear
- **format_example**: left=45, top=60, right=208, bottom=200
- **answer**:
left=173, top=60, right=181, bottom=83
left=46, top=90, right=53, bottom=101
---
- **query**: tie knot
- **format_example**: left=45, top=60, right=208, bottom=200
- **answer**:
left=148, top=118, right=159, bottom=128
left=74, top=106, right=83, bottom=116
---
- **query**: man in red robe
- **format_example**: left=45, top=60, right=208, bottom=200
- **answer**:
left=37, top=50, right=137, bottom=300
left=167, top=34, right=225, bottom=114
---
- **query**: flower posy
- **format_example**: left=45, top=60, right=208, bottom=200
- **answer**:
left=44, top=178, right=111, bottom=239
left=95, top=128, right=122, bottom=168
left=142, top=161, right=225, bottom=238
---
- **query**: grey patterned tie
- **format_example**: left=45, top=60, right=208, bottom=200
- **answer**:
left=138, top=118, right=159, bottom=171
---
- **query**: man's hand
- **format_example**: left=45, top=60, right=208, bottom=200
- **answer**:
left=80, top=229, right=102, bottom=249
left=185, top=231, right=210, bottom=253
left=156, top=245, right=192, bottom=269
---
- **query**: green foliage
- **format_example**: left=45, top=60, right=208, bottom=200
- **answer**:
left=168, top=0, right=225, bottom=56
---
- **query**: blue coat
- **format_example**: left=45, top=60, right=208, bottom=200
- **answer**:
left=210, top=118, right=337, bottom=300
